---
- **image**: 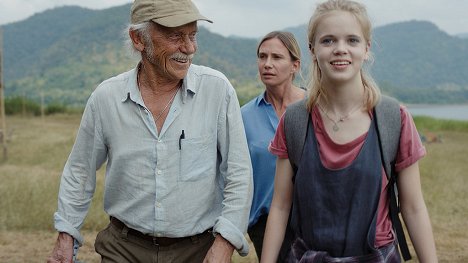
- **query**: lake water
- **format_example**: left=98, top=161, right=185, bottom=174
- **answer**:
left=406, top=104, right=468, bottom=121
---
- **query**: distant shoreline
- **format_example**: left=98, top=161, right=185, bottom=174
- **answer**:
left=405, top=103, right=468, bottom=107
left=405, top=104, right=468, bottom=121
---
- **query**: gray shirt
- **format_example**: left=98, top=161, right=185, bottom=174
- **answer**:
left=54, top=64, right=253, bottom=255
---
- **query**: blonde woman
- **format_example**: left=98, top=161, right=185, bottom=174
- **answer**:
left=242, top=31, right=305, bottom=261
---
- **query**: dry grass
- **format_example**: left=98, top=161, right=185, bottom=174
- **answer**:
left=0, top=115, right=467, bottom=262
left=416, top=131, right=468, bottom=262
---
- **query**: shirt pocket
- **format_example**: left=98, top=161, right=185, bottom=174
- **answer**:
left=179, top=132, right=216, bottom=182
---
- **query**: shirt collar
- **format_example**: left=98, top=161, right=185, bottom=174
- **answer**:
left=179, top=66, right=197, bottom=104
left=121, top=63, right=196, bottom=105
left=120, top=63, right=142, bottom=105
left=256, top=90, right=270, bottom=106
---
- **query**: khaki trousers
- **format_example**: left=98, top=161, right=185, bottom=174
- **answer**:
left=94, top=222, right=215, bottom=263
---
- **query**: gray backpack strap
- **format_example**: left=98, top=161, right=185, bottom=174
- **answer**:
left=375, top=95, right=412, bottom=261
left=284, top=98, right=309, bottom=172
left=281, top=99, right=310, bottom=259
left=374, top=95, right=401, bottom=180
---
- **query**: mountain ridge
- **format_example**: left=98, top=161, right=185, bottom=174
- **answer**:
left=2, top=4, right=467, bottom=105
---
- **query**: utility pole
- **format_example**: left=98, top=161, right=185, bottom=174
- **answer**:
left=0, top=27, right=8, bottom=161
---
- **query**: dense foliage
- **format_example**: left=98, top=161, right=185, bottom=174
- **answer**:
left=4, top=96, right=75, bottom=116
left=414, top=116, right=468, bottom=132
left=2, top=4, right=468, bottom=106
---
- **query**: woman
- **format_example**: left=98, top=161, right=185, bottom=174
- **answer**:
left=241, top=31, right=305, bottom=261
left=261, top=0, right=437, bottom=262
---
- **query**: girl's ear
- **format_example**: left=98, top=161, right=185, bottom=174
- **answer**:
left=129, top=29, right=145, bottom=52
left=309, top=43, right=317, bottom=61
left=365, top=40, right=371, bottom=60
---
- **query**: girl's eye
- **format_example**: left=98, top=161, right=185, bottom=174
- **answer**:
left=321, top=38, right=334, bottom=45
left=349, top=38, right=360, bottom=44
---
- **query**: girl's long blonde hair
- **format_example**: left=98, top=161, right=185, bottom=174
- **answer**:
left=306, top=0, right=381, bottom=112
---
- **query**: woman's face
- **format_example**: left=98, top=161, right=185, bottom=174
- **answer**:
left=311, top=11, right=370, bottom=86
left=257, top=38, right=299, bottom=88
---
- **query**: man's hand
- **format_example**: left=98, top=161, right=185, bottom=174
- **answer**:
left=46, top=232, right=74, bottom=263
left=203, top=234, right=235, bottom=263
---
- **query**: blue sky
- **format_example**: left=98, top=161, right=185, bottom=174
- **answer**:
left=1, top=0, right=467, bottom=38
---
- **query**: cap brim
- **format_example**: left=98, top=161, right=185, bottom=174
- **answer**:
left=153, top=14, right=213, bottom=27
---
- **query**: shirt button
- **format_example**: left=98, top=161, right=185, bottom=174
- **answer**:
left=156, top=202, right=161, bottom=208
left=158, top=139, right=162, bottom=143
left=157, top=170, right=162, bottom=175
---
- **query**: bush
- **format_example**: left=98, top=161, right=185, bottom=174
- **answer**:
left=45, top=102, right=67, bottom=115
left=414, top=116, right=468, bottom=133
left=4, top=97, right=75, bottom=116
left=4, top=96, right=41, bottom=116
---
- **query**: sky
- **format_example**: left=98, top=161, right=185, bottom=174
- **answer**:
left=1, top=0, right=467, bottom=38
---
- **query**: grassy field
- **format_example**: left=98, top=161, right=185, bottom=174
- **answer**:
left=0, top=114, right=467, bottom=262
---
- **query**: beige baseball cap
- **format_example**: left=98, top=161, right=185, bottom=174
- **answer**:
left=131, top=0, right=213, bottom=27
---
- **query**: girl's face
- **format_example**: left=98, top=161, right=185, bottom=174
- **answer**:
left=311, top=11, right=369, bottom=86
left=257, top=38, right=299, bottom=88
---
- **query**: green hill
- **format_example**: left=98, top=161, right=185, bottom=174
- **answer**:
left=2, top=4, right=257, bottom=106
left=286, top=21, right=468, bottom=103
left=372, top=21, right=468, bottom=103
left=2, top=4, right=468, bottom=105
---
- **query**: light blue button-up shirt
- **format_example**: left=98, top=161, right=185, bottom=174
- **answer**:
left=241, top=92, right=279, bottom=227
left=54, top=64, right=253, bottom=255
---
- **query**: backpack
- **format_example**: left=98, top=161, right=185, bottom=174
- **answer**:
left=283, top=96, right=411, bottom=261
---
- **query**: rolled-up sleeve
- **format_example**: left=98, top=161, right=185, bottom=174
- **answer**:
left=214, top=85, right=253, bottom=256
left=395, top=105, right=426, bottom=172
left=269, top=114, right=289, bottom=159
left=54, top=94, right=108, bottom=245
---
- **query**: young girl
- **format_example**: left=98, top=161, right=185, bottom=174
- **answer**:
left=261, top=0, right=437, bottom=262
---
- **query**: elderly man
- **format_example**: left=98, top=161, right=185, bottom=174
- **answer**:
left=47, top=0, right=253, bottom=262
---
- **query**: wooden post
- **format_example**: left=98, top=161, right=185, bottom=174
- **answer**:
left=0, top=27, right=8, bottom=161
left=41, top=91, right=44, bottom=122
left=22, top=92, right=26, bottom=117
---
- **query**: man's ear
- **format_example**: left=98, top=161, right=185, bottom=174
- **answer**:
left=129, top=29, right=145, bottom=52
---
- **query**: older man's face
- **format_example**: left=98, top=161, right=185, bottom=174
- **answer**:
left=143, top=22, right=198, bottom=81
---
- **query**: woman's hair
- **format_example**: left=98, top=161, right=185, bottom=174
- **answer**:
left=306, top=0, right=381, bottom=112
left=257, top=31, right=302, bottom=80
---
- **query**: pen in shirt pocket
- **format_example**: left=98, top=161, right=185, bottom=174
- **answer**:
left=179, top=130, right=185, bottom=150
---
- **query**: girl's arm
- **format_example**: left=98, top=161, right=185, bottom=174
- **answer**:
left=398, top=161, right=438, bottom=262
left=260, top=158, right=294, bottom=263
